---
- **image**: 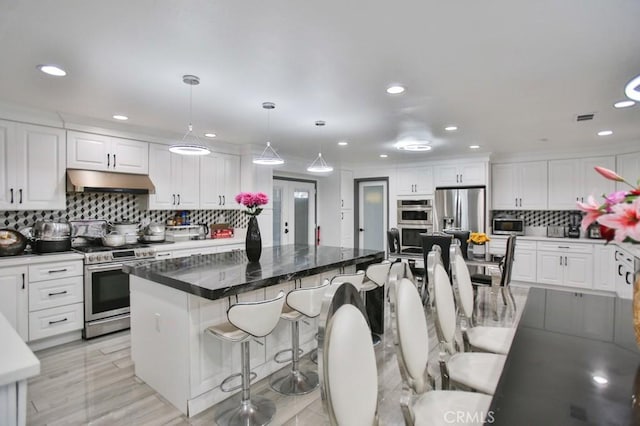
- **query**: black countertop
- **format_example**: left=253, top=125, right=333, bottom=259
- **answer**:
left=489, top=287, right=640, bottom=425
left=123, top=244, right=384, bottom=300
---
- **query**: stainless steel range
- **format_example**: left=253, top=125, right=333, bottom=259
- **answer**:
left=77, top=244, right=156, bottom=338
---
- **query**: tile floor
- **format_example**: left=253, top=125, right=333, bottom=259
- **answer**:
left=27, top=285, right=528, bottom=425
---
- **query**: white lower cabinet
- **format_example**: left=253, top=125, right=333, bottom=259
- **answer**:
left=593, top=245, right=615, bottom=292
left=28, top=303, right=84, bottom=341
left=0, top=267, right=28, bottom=341
left=340, top=210, right=354, bottom=248
left=511, top=247, right=537, bottom=282
left=536, top=242, right=593, bottom=290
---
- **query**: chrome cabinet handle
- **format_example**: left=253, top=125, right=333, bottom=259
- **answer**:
left=222, top=195, right=225, bottom=205
left=177, top=194, right=180, bottom=205
left=49, top=318, right=68, bottom=325
left=157, top=253, right=171, bottom=258
left=48, top=268, right=68, bottom=273
left=107, top=153, right=110, bottom=167
left=48, top=290, right=68, bottom=296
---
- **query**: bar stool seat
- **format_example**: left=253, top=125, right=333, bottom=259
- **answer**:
left=270, top=281, right=329, bottom=395
left=206, top=291, right=285, bottom=426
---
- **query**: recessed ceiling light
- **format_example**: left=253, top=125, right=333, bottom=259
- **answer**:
left=36, top=64, right=67, bottom=77
left=597, top=130, right=613, bottom=136
left=469, top=145, right=480, bottom=149
left=379, top=154, right=388, bottom=158
left=394, top=140, right=432, bottom=151
left=112, top=115, right=128, bottom=121
left=204, top=133, right=216, bottom=138
left=445, top=126, right=458, bottom=131
left=386, top=85, right=405, bottom=95
left=592, top=375, right=608, bottom=385
left=613, top=100, right=636, bottom=108
left=338, top=141, right=348, bottom=146
left=624, top=74, right=640, bottom=101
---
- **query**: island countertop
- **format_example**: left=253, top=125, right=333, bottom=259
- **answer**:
left=123, top=244, right=384, bottom=300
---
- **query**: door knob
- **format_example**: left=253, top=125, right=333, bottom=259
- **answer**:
left=359, top=228, right=364, bottom=232
left=284, top=229, right=289, bottom=234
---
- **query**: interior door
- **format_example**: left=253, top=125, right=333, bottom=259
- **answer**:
left=273, top=179, right=316, bottom=247
left=358, top=180, right=387, bottom=251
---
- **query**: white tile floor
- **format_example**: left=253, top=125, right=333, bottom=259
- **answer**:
left=27, top=285, right=528, bottom=425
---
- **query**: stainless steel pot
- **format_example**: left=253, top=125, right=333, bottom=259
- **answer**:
left=142, top=223, right=165, bottom=236
left=33, top=220, right=71, bottom=241
left=102, top=232, right=126, bottom=247
left=0, top=229, right=27, bottom=256
left=111, top=221, right=140, bottom=236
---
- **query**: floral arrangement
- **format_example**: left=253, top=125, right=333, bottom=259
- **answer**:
left=235, top=192, right=269, bottom=217
left=468, top=232, right=491, bottom=245
left=577, top=166, right=640, bottom=243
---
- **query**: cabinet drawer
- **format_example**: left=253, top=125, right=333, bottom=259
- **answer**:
left=155, top=251, right=174, bottom=260
left=29, top=275, right=83, bottom=312
left=28, top=261, right=83, bottom=282
left=29, top=302, right=83, bottom=341
left=536, top=242, right=593, bottom=254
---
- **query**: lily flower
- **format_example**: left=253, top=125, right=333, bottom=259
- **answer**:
left=597, top=198, right=640, bottom=243
left=576, top=196, right=604, bottom=231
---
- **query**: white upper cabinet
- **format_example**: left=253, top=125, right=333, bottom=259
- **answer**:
left=67, top=130, right=149, bottom=174
left=396, top=166, right=433, bottom=196
left=0, top=120, right=66, bottom=211
left=200, top=153, right=241, bottom=210
left=492, top=161, right=547, bottom=210
left=616, top=151, right=640, bottom=192
left=434, top=162, right=485, bottom=187
left=548, top=156, right=615, bottom=210
left=147, top=143, right=199, bottom=210
left=340, top=170, right=354, bottom=209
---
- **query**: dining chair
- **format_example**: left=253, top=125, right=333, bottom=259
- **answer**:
left=391, top=276, right=492, bottom=425
left=470, top=234, right=517, bottom=308
left=450, top=244, right=515, bottom=354
left=420, top=233, right=454, bottom=306
left=432, top=261, right=506, bottom=394
left=444, top=229, right=471, bottom=260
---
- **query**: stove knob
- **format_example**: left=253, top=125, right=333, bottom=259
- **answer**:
left=89, top=255, right=96, bottom=262
left=102, top=255, right=110, bottom=262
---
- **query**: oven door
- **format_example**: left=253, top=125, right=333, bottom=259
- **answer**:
left=397, top=208, right=432, bottom=226
left=85, top=263, right=131, bottom=322
left=399, top=226, right=431, bottom=250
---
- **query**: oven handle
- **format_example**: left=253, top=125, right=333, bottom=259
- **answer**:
left=86, top=263, right=126, bottom=272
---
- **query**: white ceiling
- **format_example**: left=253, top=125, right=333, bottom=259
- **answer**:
left=1, top=0, right=639, bottom=166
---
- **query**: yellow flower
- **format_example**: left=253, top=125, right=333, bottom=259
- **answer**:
left=468, top=232, right=491, bottom=245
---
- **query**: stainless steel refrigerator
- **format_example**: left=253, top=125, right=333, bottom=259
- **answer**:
left=433, top=186, right=486, bottom=233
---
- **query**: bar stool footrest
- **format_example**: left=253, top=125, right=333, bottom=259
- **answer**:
left=274, top=348, right=303, bottom=364
left=220, top=371, right=258, bottom=393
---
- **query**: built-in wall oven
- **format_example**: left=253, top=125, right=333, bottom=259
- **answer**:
left=80, top=245, right=156, bottom=338
left=398, top=226, right=432, bottom=254
left=397, top=199, right=433, bottom=226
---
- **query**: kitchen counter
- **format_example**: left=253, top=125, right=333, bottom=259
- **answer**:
left=489, top=287, right=640, bottom=424
left=124, top=244, right=384, bottom=300
left=151, top=236, right=244, bottom=252
left=0, top=251, right=83, bottom=268
left=490, top=234, right=608, bottom=244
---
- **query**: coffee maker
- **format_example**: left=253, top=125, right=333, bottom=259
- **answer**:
left=566, top=212, right=582, bottom=238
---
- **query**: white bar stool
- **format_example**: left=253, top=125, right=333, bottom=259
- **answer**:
left=206, top=291, right=285, bottom=426
left=269, top=281, right=329, bottom=395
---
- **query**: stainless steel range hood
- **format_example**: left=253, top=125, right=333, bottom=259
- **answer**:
left=66, top=169, right=156, bottom=194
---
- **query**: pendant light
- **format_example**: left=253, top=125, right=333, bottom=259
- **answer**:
left=307, top=120, right=333, bottom=173
left=169, top=75, right=211, bottom=156
left=253, top=102, right=285, bottom=165
left=625, top=74, right=640, bottom=101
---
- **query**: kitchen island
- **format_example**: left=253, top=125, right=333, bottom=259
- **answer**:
left=123, top=244, right=384, bottom=417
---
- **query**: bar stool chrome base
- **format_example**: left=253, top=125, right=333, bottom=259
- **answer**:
left=214, top=395, right=276, bottom=426
left=269, top=367, right=319, bottom=395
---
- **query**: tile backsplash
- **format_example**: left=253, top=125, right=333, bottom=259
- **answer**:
left=1, top=193, right=249, bottom=230
left=491, top=210, right=583, bottom=227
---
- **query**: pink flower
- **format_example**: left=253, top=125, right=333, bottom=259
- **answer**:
left=576, top=196, right=604, bottom=231
left=595, top=166, right=625, bottom=182
left=235, top=192, right=246, bottom=205
left=235, top=192, right=269, bottom=215
left=596, top=197, right=640, bottom=242
left=254, top=192, right=269, bottom=205
left=604, top=190, right=627, bottom=206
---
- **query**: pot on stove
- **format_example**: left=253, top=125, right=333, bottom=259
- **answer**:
left=32, top=220, right=72, bottom=253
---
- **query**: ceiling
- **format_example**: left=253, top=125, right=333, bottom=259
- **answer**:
left=1, top=0, right=639, bottom=166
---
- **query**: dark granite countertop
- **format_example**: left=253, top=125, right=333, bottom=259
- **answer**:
left=123, top=244, right=384, bottom=300
left=489, top=287, right=640, bottom=425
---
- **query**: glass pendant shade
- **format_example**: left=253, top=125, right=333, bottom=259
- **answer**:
left=253, top=102, right=285, bottom=165
left=625, top=74, right=640, bottom=101
left=307, top=152, right=333, bottom=173
left=170, top=75, right=211, bottom=156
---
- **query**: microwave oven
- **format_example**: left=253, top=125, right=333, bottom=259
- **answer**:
left=397, top=199, right=433, bottom=226
left=493, top=218, right=525, bottom=235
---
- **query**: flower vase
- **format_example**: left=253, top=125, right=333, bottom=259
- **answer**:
left=472, top=243, right=486, bottom=259
left=634, top=273, right=640, bottom=349
left=245, top=216, right=262, bottom=263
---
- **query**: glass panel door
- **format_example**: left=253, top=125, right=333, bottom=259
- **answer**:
left=273, top=179, right=316, bottom=247
left=358, top=181, right=387, bottom=251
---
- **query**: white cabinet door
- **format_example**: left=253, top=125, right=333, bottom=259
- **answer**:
left=564, top=253, right=593, bottom=289
left=593, top=245, right=615, bottom=292
left=0, top=121, right=14, bottom=209
left=616, top=152, right=640, bottom=192
left=537, top=252, right=563, bottom=286
left=434, top=164, right=459, bottom=187
left=492, top=164, right=517, bottom=209
left=16, top=124, right=66, bottom=210
left=220, top=154, right=240, bottom=210
left=519, top=161, right=547, bottom=209
left=548, top=159, right=579, bottom=210
left=397, top=167, right=433, bottom=196
left=414, top=167, right=434, bottom=195
left=340, top=170, right=354, bottom=209
left=174, top=155, right=200, bottom=209
left=66, top=131, right=110, bottom=171
left=396, top=167, right=417, bottom=196
left=340, top=210, right=354, bottom=248
left=111, top=138, right=149, bottom=174
left=511, top=249, right=536, bottom=282
left=147, top=144, right=175, bottom=210
left=580, top=156, right=615, bottom=203
left=0, top=267, right=29, bottom=341
left=459, top=162, right=485, bottom=185
left=199, top=154, right=222, bottom=209
left=435, top=162, right=485, bottom=187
